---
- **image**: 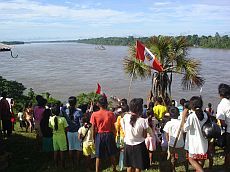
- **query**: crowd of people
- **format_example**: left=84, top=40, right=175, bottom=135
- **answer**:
left=0, top=83, right=229, bottom=172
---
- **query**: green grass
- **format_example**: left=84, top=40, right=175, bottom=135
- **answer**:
left=2, top=122, right=226, bottom=172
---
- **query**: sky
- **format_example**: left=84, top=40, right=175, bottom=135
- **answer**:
left=0, top=0, right=230, bottom=41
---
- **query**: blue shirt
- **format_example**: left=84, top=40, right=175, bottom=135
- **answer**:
left=61, top=106, right=82, bottom=132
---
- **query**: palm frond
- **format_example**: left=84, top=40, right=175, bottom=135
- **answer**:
left=123, top=57, right=151, bottom=80
left=178, top=58, right=205, bottom=89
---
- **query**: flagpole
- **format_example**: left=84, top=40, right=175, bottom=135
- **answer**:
left=128, top=63, right=135, bottom=102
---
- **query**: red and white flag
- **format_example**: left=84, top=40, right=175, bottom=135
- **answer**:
left=96, top=83, right=107, bottom=98
left=136, top=40, right=163, bottom=72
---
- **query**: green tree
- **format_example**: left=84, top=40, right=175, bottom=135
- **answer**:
left=123, top=36, right=204, bottom=101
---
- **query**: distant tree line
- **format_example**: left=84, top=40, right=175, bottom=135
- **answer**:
left=1, top=41, right=24, bottom=45
left=77, top=32, right=230, bottom=49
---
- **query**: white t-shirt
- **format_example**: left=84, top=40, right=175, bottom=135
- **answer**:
left=18, top=112, right=23, bottom=121
left=163, top=119, right=184, bottom=148
left=78, top=125, right=94, bottom=146
left=216, top=98, right=230, bottom=133
left=121, top=113, right=148, bottom=145
left=184, top=111, right=208, bottom=155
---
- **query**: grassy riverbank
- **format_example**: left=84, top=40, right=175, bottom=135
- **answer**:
left=3, top=122, right=226, bottom=172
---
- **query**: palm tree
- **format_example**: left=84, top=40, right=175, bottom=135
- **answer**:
left=123, top=36, right=204, bottom=101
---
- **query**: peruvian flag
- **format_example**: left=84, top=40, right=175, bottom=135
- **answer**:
left=96, top=83, right=107, bottom=98
left=136, top=40, right=163, bottom=72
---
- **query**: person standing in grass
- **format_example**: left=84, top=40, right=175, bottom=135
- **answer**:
left=17, top=107, right=25, bottom=131
left=49, top=103, right=68, bottom=168
left=184, top=96, right=208, bottom=172
left=78, top=114, right=95, bottom=171
left=34, top=96, right=47, bottom=149
left=61, top=96, right=83, bottom=168
left=216, top=83, right=230, bottom=168
left=121, top=98, right=149, bottom=172
left=24, top=102, right=34, bottom=133
left=0, top=92, right=12, bottom=138
left=90, top=96, right=118, bottom=172
left=40, top=109, right=53, bottom=153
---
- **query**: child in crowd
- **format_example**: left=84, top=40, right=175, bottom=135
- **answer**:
left=17, top=107, right=25, bottom=131
left=145, top=116, right=160, bottom=165
left=40, top=109, right=53, bottom=153
left=49, top=104, right=68, bottom=168
left=24, top=102, right=34, bottom=133
left=163, top=107, right=188, bottom=172
left=184, top=96, right=208, bottom=172
left=115, top=103, right=129, bottom=171
left=78, top=115, right=95, bottom=171
left=178, top=99, right=186, bottom=113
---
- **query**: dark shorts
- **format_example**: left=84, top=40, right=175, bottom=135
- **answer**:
left=95, top=132, right=118, bottom=158
left=124, top=141, right=150, bottom=170
left=225, top=132, right=230, bottom=154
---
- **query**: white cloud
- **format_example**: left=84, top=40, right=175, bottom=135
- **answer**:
left=0, top=0, right=143, bottom=25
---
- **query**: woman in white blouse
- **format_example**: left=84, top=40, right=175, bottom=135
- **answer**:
left=121, top=98, right=149, bottom=172
left=184, top=96, right=208, bottom=172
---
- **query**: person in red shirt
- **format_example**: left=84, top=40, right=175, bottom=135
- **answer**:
left=90, top=96, right=118, bottom=172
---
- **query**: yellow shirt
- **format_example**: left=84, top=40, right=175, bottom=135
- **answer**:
left=153, top=105, right=167, bottom=121
left=115, top=115, right=125, bottom=140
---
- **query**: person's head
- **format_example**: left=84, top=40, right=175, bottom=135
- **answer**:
left=169, top=106, right=179, bottom=119
left=148, top=102, right=154, bottom=110
left=121, top=104, right=129, bottom=113
left=1, top=91, right=7, bottom=99
left=189, top=96, right=204, bottom=121
left=129, top=98, right=143, bottom=127
left=68, top=96, right=77, bottom=107
left=119, top=98, right=128, bottom=106
left=129, top=98, right=143, bottom=115
left=156, top=97, right=163, bottom=105
left=51, top=103, right=60, bottom=116
left=218, top=83, right=230, bottom=99
left=180, top=98, right=186, bottom=106
left=208, top=103, right=212, bottom=108
left=97, top=96, right=108, bottom=109
left=36, top=95, right=43, bottom=103
left=82, top=114, right=90, bottom=125
left=144, top=104, right=147, bottom=109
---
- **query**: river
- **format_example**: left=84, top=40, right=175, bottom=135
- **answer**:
left=0, top=43, right=229, bottom=108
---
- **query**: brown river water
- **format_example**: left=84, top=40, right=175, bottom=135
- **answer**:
left=0, top=43, right=229, bottom=109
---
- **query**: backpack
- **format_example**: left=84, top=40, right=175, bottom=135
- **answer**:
left=202, top=116, right=221, bottom=139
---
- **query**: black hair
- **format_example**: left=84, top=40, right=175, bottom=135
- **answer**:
left=68, top=96, right=77, bottom=106
left=189, top=96, right=204, bottom=121
left=119, top=98, right=128, bottom=106
left=171, top=100, right=176, bottom=106
left=51, top=104, right=60, bottom=131
left=148, top=102, right=154, bottom=109
left=97, top=96, right=108, bottom=109
left=180, top=98, right=186, bottom=106
left=129, top=98, right=143, bottom=127
left=121, top=104, right=129, bottom=113
left=144, top=104, right=147, bottom=108
left=82, top=114, right=90, bottom=124
left=208, top=103, right=212, bottom=108
left=157, top=97, right=163, bottom=104
left=169, top=106, right=179, bottom=119
left=218, top=83, right=230, bottom=99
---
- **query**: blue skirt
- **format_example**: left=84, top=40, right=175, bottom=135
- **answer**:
left=95, top=132, right=118, bottom=158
